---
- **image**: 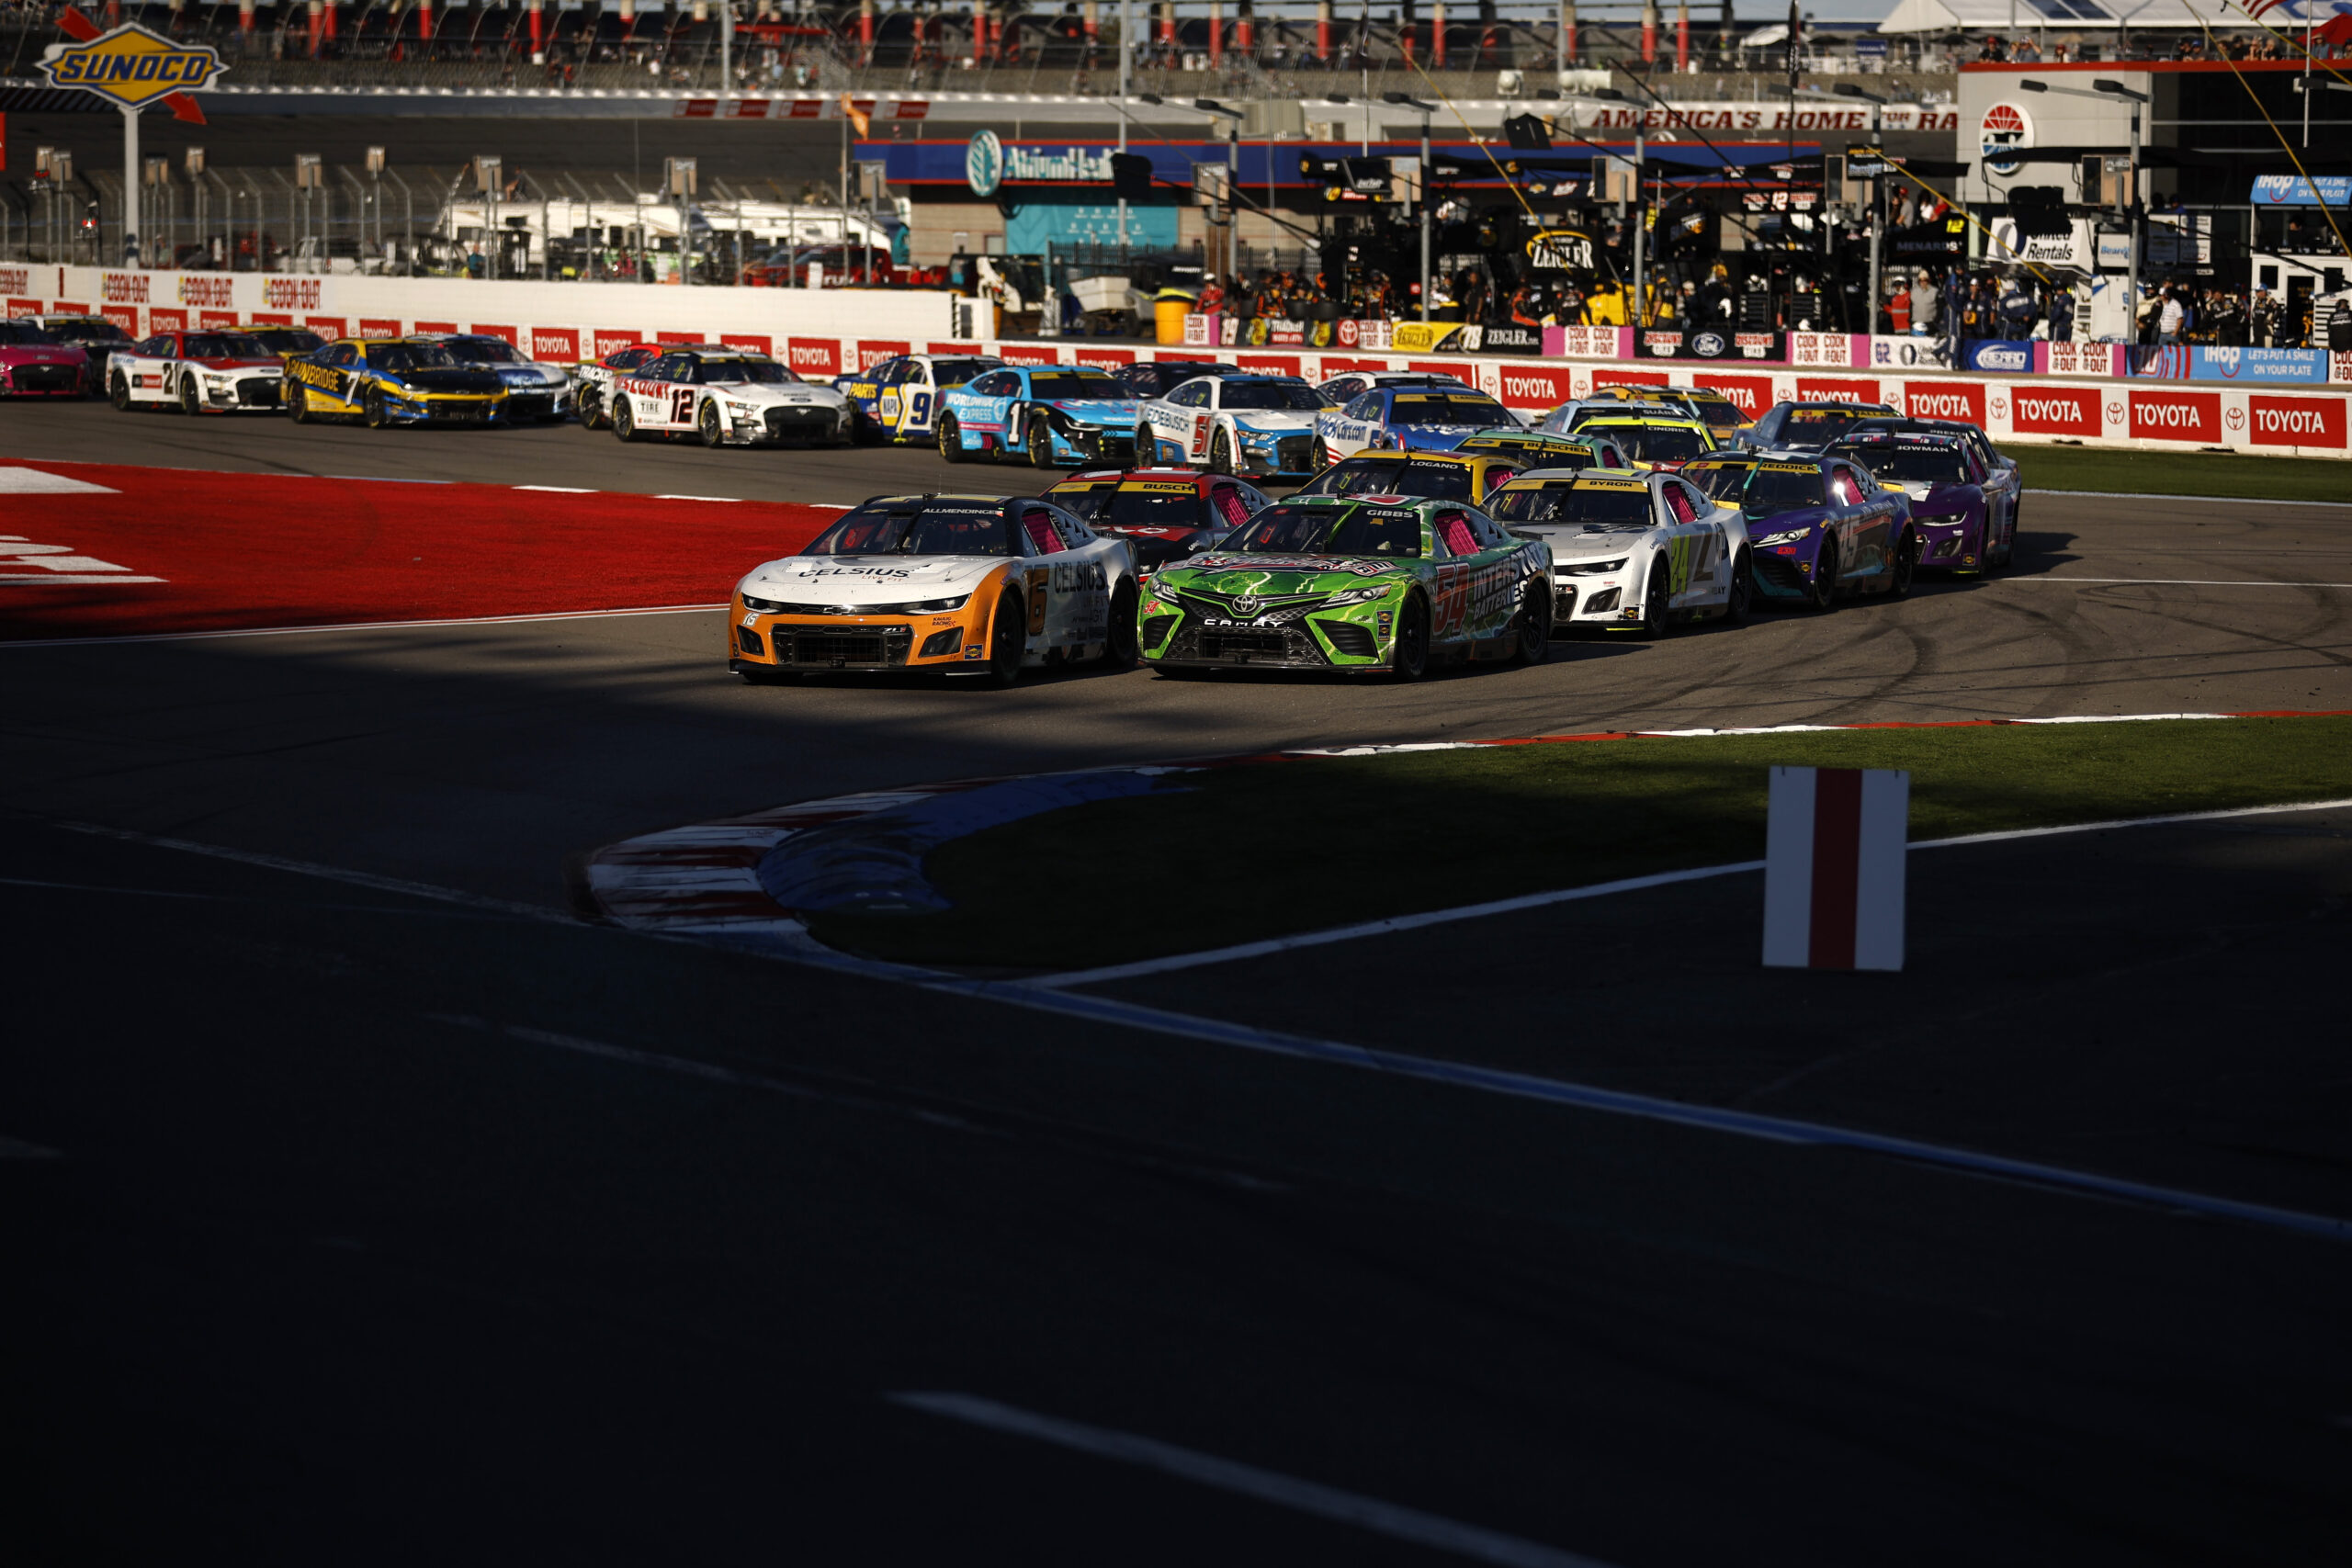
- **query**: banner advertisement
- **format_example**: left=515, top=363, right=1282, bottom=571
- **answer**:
left=1789, top=332, right=1864, bottom=368
left=1463, top=322, right=1544, bottom=355
left=1868, top=335, right=1953, bottom=370
left=2040, top=341, right=2122, bottom=378
left=2190, top=346, right=2331, bottom=386
left=1988, top=219, right=2094, bottom=271
left=1541, top=324, right=1632, bottom=358
left=1962, top=339, right=2035, bottom=373
left=1638, top=328, right=1785, bottom=363
left=1388, top=321, right=1467, bottom=354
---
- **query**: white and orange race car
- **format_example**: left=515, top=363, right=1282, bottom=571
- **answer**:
left=107, top=327, right=286, bottom=414
left=728, top=492, right=1140, bottom=687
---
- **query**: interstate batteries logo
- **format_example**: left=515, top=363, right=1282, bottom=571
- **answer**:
left=40, top=22, right=224, bottom=107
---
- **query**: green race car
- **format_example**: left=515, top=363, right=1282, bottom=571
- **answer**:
left=1139, top=494, right=1554, bottom=682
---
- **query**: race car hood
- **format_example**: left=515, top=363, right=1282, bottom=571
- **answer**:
left=1044, top=398, right=1139, bottom=426
left=490, top=362, right=571, bottom=387
left=1742, top=507, right=1837, bottom=544
left=1392, top=426, right=1480, bottom=452
left=1517, top=523, right=1654, bottom=560
left=1153, top=555, right=1412, bottom=600
left=1894, top=479, right=1977, bottom=509
left=0, top=344, right=85, bottom=365
left=188, top=355, right=282, bottom=371
left=392, top=368, right=507, bottom=395
left=1227, top=411, right=1318, bottom=434
left=712, top=380, right=848, bottom=407
left=738, top=555, right=1005, bottom=605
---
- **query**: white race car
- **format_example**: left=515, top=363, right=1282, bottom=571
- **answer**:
left=107, top=327, right=284, bottom=414
left=609, top=345, right=854, bottom=447
left=414, top=332, right=575, bottom=421
left=1134, top=373, right=1329, bottom=478
left=725, top=491, right=1141, bottom=687
left=1482, top=466, right=1755, bottom=637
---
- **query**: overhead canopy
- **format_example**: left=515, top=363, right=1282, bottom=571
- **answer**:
left=1876, top=0, right=2341, bottom=32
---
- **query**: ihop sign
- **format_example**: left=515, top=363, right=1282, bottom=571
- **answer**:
left=40, top=23, right=224, bottom=107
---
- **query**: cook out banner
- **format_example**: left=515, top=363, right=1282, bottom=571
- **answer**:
left=7, top=264, right=2347, bottom=456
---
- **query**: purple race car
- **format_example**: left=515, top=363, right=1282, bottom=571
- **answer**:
left=0, top=318, right=89, bottom=398
left=1829, top=428, right=2011, bottom=575
left=1681, top=451, right=1917, bottom=612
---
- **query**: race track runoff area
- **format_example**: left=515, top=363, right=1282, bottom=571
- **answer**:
left=0, top=460, right=835, bottom=642
left=4, top=424, right=2350, bottom=1567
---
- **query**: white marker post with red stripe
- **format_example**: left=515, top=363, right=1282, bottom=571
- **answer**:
left=1762, top=766, right=1910, bottom=971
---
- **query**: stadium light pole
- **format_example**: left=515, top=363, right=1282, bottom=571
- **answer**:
left=1117, top=0, right=1130, bottom=250
left=2023, top=76, right=2145, bottom=344
left=1384, top=90, right=1436, bottom=321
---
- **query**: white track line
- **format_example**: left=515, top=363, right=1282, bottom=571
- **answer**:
left=2007, top=576, right=2352, bottom=590
left=888, top=1393, right=1622, bottom=1568
left=0, top=602, right=727, bottom=649
left=1023, top=795, right=2352, bottom=991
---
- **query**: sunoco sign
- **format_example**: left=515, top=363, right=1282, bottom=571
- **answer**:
left=40, top=22, right=224, bottom=107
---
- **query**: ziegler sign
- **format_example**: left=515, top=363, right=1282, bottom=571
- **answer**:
left=40, top=22, right=223, bottom=107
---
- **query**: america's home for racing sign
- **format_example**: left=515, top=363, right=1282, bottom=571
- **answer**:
left=40, top=23, right=224, bottom=108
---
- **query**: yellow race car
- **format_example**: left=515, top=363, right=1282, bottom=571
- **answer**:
left=283, top=337, right=511, bottom=428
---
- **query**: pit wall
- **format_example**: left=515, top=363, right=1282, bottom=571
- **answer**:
left=8, top=264, right=2346, bottom=458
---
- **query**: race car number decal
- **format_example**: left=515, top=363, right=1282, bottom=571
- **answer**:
left=670, top=388, right=695, bottom=424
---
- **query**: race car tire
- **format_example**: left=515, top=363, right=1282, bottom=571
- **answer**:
left=613, top=398, right=641, bottom=443
left=177, top=374, right=202, bottom=416
left=1995, top=502, right=2017, bottom=567
left=1636, top=558, right=1674, bottom=639
left=1722, top=548, right=1754, bottom=626
left=1026, top=413, right=1055, bottom=468
left=1804, top=540, right=1838, bottom=613
left=1208, top=428, right=1235, bottom=476
left=288, top=383, right=314, bottom=423
left=1134, top=423, right=1157, bottom=465
left=108, top=372, right=132, bottom=412
left=697, top=399, right=726, bottom=448
left=982, top=591, right=1025, bottom=687
left=1102, top=580, right=1141, bottom=670
left=937, top=413, right=969, bottom=463
left=578, top=388, right=605, bottom=430
left=1511, top=580, right=1550, bottom=665
left=364, top=387, right=393, bottom=430
left=1886, top=529, right=1918, bottom=600
left=1388, top=594, right=1430, bottom=683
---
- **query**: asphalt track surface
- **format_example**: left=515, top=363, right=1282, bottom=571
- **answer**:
left=6, top=403, right=2351, bottom=1565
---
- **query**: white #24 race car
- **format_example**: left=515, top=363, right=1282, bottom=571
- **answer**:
left=1483, top=467, right=1757, bottom=637
left=1134, top=373, right=1329, bottom=477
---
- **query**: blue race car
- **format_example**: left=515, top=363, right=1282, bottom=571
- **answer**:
left=1682, top=451, right=1917, bottom=612
left=832, top=351, right=1004, bottom=445
left=1827, top=428, right=2007, bottom=575
left=1313, top=383, right=1516, bottom=468
left=935, top=363, right=1142, bottom=468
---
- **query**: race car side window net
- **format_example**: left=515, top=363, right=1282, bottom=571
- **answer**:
left=1021, top=509, right=1068, bottom=554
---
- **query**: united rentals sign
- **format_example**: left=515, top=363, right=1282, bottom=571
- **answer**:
left=40, top=22, right=223, bottom=108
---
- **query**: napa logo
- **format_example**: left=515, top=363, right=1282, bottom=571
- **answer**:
left=40, top=23, right=224, bottom=107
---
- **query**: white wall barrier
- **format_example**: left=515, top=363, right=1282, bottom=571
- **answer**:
left=5, top=263, right=2346, bottom=459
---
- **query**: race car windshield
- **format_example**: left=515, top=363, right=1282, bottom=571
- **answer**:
left=1688, top=397, right=1743, bottom=426
left=1608, top=426, right=1708, bottom=462
left=930, top=359, right=996, bottom=386
left=1781, top=408, right=1869, bottom=443
left=1680, top=463, right=1754, bottom=501
left=1485, top=487, right=1653, bottom=529
left=1387, top=393, right=1507, bottom=427
left=803, top=503, right=1017, bottom=558
left=185, top=334, right=268, bottom=359
left=1026, top=371, right=1126, bottom=400
left=0, top=321, right=55, bottom=345
left=1223, top=503, right=1421, bottom=557
left=1054, top=485, right=1205, bottom=529
left=1219, top=382, right=1323, bottom=412
left=257, top=331, right=325, bottom=353
left=457, top=339, right=527, bottom=364
left=51, top=321, right=129, bottom=343
left=367, top=344, right=463, bottom=371
left=1739, top=468, right=1829, bottom=516
left=695, top=358, right=792, bottom=384
left=1830, top=446, right=1969, bottom=484
left=1300, top=458, right=1475, bottom=501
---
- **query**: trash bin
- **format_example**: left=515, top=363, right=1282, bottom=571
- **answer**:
left=1155, top=288, right=1198, bottom=345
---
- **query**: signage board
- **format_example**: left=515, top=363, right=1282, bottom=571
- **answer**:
left=39, top=22, right=224, bottom=107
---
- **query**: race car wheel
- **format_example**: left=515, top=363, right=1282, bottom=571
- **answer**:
left=1388, top=594, right=1430, bottom=683
left=288, top=384, right=314, bottom=423
left=612, top=398, right=640, bottom=443
left=108, top=373, right=131, bottom=412
left=1637, top=558, right=1674, bottom=639
left=696, top=399, right=726, bottom=448
left=937, top=413, right=969, bottom=463
left=364, top=387, right=392, bottom=430
left=1102, top=580, right=1141, bottom=671
left=1134, top=423, right=1157, bottom=465
left=1995, top=502, right=2017, bottom=567
left=1722, top=548, right=1754, bottom=626
left=982, top=591, right=1025, bottom=687
left=177, top=374, right=202, bottom=416
left=1208, top=428, right=1235, bottom=476
left=578, top=388, right=605, bottom=430
left=1026, top=413, right=1055, bottom=469
left=1804, top=540, right=1838, bottom=613
left=1887, top=530, right=1918, bottom=600
left=1511, top=580, right=1551, bottom=665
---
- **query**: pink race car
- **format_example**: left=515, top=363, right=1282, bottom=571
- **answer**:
left=0, top=318, right=89, bottom=397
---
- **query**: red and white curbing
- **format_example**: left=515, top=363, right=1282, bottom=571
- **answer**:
left=1762, top=766, right=1910, bottom=972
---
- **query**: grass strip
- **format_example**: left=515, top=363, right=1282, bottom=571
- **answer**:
left=807, top=717, right=2352, bottom=969
left=2012, top=444, right=2352, bottom=504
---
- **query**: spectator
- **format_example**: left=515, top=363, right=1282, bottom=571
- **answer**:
left=2158, top=288, right=2185, bottom=344
left=1909, top=271, right=1939, bottom=335
left=2049, top=284, right=2075, bottom=343
left=1999, top=273, right=2039, bottom=336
